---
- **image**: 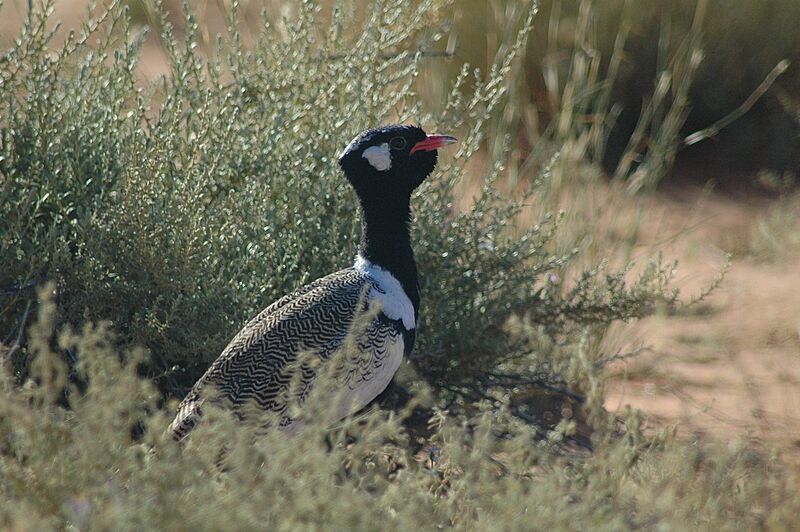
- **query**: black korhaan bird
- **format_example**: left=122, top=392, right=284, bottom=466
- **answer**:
left=169, top=124, right=456, bottom=439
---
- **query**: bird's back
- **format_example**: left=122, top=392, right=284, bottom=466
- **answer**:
left=169, top=267, right=406, bottom=439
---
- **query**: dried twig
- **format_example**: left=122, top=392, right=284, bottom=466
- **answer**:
left=0, top=277, right=41, bottom=296
left=684, top=59, right=790, bottom=146
left=3, top=300, right=32, bottom=365
left=483, top=372, right=586, bottom=403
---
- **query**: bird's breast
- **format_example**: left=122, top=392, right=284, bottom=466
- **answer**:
left=340, top=332, right=405, bottom=417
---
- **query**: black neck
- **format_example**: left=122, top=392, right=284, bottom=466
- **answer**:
left=357, top=196, right=420, bottom=315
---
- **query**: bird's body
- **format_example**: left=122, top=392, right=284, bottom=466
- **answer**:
left=169, top=124, right=455, bottom=440
left=170, top=262, right=410, bottom=438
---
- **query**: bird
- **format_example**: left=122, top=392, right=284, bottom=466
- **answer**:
left=169, top=124, right=457, bottom=440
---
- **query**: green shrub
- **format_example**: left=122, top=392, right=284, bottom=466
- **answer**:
left=2, top=1, right=798, bottom=529
left=0, top=0, right=674, bottom=406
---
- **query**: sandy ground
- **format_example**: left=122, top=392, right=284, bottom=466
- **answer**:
left=605, top=184, right=800, bottom=452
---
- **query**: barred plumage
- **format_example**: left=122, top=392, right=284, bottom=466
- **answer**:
left=169, top=124, right=455, bottom=440
left=169, top=267, right=410, bottom=439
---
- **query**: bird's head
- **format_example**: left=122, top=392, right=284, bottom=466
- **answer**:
left=338, top=124, right=457, bottom=197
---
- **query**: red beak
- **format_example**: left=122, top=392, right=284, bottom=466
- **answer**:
left=410, top=134, right=458, bottom=154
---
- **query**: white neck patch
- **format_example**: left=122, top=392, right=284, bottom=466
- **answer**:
left=354, top=254, right=415, bottom=329
left=361, top=143, right=392, bottom=172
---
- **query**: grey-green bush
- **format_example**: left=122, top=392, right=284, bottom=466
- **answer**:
left=0, top=0, right=673, bottom=406
left=2, top=1, right=798, bottom=529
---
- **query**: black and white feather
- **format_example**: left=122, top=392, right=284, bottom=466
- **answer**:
left=169, top=258, right=413, bottom=439
left=169, top=124, right=455, bottom=440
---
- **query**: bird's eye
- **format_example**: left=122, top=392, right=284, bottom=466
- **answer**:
left=389, top=136, right=407, bottom=150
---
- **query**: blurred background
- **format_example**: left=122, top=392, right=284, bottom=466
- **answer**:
left=2, top=0, right=798, bottom=449
left=5, top=0, right=797, bottom=182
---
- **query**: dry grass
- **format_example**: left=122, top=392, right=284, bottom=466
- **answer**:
left=3, top=1, right=800, bottom=528
left=605, top=184, right=800, bottom=453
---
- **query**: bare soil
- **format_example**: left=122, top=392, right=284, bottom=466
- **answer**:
left=605, top=183, right=800, bottom=453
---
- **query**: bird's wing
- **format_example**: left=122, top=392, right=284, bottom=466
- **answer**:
left=169, top=267, right=406, bottom=439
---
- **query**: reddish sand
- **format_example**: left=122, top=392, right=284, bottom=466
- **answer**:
left=605, top=184, right=800, bottom=452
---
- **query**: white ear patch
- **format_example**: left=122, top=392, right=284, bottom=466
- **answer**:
left=362, top=143, right=392, bottom=171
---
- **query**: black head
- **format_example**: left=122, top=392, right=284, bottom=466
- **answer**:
left=338, top=124, right=456, bottom=197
